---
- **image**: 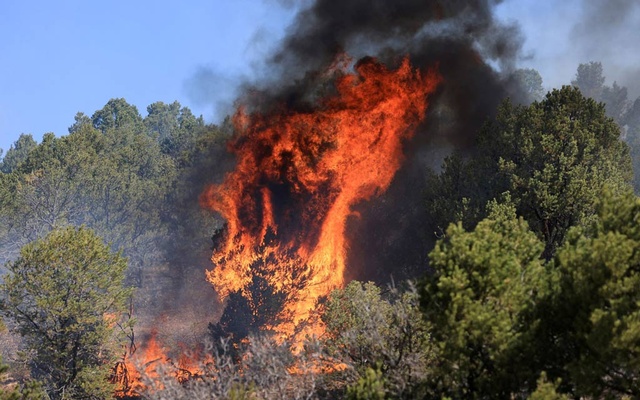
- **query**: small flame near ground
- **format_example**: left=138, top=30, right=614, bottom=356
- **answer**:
left=112, top=331, right=206, bottom=397
left=200, top=55, right=441, bottom=340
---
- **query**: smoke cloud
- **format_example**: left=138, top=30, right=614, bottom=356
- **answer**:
left=504, top=0, right=640, bottom=98
left=570, top=0, right=640, bottom=97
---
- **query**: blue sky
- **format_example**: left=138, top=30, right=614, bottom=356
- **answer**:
left=0, top=0, right=295, bottom=152
left=1, top=0, right=638, bottom=153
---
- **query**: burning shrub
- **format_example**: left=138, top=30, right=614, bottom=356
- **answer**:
left=139, top=335, right=324, bottom=400
left=208, top=228, right=314, bottom=351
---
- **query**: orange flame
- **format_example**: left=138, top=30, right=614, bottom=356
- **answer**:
left=200, top=56, right=440, bottom=339
left=113, top=332, right=204, bottom=397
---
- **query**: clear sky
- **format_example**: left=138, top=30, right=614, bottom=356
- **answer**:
left=1, top=0, right=638, bottom=153
left=0, top=0, right=296, bottom=152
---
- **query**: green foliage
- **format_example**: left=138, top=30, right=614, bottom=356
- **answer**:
left=549, top=188, right=640, bottom=398
left=571, top=61, right=605, bottom=100
left=0, top=104, right=178, bottom=284
left=570, top=61, right=640, bottom=194
left=601, top=82, right=629, bottom=122
left=67, top=112, right=92, bottom=134
left=497, top=86, right=631, bottom=257
left=91, top=98, right=143, bottom=134
left=144, top=101, right=206, bottom=162
left=0, top=132, right=93, bottom=252
left=513, top=68, right=544, bottom=103
left=78, top=120, right=176, bottom=284
left=323, top=281, right=392, bottom=366
left=0, top=134, right=37, bottom=174
left=527, top=373, right=568, bottom=400
left=145, top=101, right=184, bottom=141
left=346, top=366, right=386, bottom=400
left=322, top=281, right=431, bottom=398
left=425, top=154, right=491, bottom=234
left=625, top=99, right=640, bottom=187
left=427, top=85, right=632, bottom=259
left=423, top=189, right=640, bottom=398
left=421, top=198, right=555, bottom=398
left=626, top=124, right=640, bottom=194
left=571, top=61, right=631, bottom=124
left=0, top=226, right=133, bottom=399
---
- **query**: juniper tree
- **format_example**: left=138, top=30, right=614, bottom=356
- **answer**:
left=0, top=226, right=133, bottom=399
left=421, top=198, right=556, bottom=398
left=426, top=86, right=632, bottom=259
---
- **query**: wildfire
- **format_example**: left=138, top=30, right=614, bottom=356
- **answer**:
left=112, top=332, right=203, bottom=398
left=200, top=56, right=441, bottom=339
left=111, top=56, right=439, bottom=398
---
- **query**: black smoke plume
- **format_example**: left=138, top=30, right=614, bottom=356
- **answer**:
left=247, top=0, right=525, bottom=145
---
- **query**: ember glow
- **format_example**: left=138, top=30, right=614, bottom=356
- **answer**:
left=200, top=56, right=441, bottom=338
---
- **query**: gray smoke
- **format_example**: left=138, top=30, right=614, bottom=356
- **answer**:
left=570, top=0, right=640, bottom=97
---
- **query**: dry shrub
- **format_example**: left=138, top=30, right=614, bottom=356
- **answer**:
left=139, top=281, right=432, bottom=399
left=139, top=335, right=324, bottom=400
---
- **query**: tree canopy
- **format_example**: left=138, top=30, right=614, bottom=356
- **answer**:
left=421, top=198, right=554, bottom=397
left=549, top=188, right=640, bottom=397
left=427, top=85, right=632, bottom=259
left=420, top=188, right=640, bottom=398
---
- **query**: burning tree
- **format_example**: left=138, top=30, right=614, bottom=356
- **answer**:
left=200, top=56, right=441, bottom=341
left=209, top=227, right=314, bottom=347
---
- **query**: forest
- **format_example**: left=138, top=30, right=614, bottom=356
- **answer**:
left=0, top=57, right=639, bottom=400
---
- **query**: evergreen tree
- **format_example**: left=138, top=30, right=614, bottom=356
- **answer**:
left=91, top=98, right=143, bottom=134
left=548, top=188, right=640, bottom=397
left=0, top=227, right=133, bottom=399
left=0, top=134, right=37, bottom=174
left=427, top=86, right=632, bottom=259
left=421, top=198, right=555, bottom=398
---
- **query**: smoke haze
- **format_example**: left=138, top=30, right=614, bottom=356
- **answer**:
left=497, top=0, right=640, bottom=97
left=571, top=0, right=640, bottom=97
